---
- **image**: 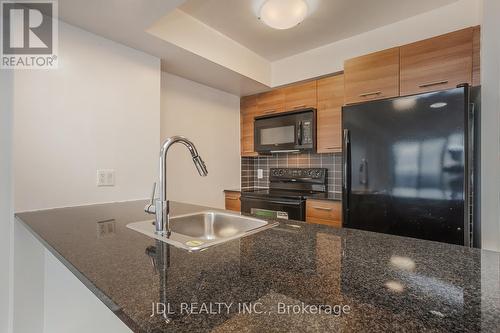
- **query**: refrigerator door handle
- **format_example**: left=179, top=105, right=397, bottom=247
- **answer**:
left=343, top=129, right=350, bottom=190
left=343, top=129, right=351, bottom=224
left=465, top=100, right=475, bottom=247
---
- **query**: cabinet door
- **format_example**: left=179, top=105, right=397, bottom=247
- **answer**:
left=344, top=47, right=400, bottom=104
left=317, top=75, right=344, bottom=153
left=472, top=26, right=481, bottom=87
left=306, top=200, right=342, bottom=228
left=257, top=89, right=285, bottom=116
left=240, top=95, right=258, bottom=157
left=400, top=28, right=473, bottom=95
left=224, top=192, right=241, bottom=212
left=283, top=80, right=317, bottom=111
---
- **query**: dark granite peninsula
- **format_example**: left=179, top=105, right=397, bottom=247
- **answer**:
left=16, top=200, right=500, bottom=332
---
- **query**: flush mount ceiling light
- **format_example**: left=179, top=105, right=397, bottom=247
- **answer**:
left=259, top=0, right=309, bottom=30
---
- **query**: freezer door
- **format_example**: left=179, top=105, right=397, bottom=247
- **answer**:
left=343, top=87, right=468, bottom=245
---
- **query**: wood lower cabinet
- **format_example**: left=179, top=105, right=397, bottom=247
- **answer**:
left=240, top=95, right=258, bottom=157
left=400, top=27, right=474, bottom=95
left=283, top=80, right=317, bottom=111
left=306, top=199, right=342, bottom=228
left=224, top=191, right=241, bottom=212
left=344, top=47, right=400, bottom=104
left=317, top=74, right=344, bottom=153
left=257, top=89, right=285, bottom=116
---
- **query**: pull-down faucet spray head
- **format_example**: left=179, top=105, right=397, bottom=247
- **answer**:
left=193, top=155, right=208, bottom=177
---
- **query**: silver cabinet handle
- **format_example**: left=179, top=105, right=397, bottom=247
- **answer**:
left=418, top=80, right=448, bottom=88
left=226, top=197, right=239, bottom=200
left=312, top=206, right=332, bottom=211
left=359, top=91, right=382, bottom=97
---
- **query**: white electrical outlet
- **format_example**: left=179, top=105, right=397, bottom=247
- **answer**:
left=97, top=169, right=115, bottom=187
left=257, top=169, right=264, bottom=179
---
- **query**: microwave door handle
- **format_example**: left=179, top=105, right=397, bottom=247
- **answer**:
left=297, top=121, right=302, bottom=145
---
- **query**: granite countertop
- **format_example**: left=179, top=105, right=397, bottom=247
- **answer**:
left=16, top=200, right=500, bottom=332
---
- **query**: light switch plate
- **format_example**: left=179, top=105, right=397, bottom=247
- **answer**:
left=257, top=169, right=264, bottom=179
left=97, top=169, right=115, bottom=187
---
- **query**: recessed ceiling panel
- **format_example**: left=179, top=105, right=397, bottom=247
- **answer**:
left=180, top=0, right=459, bottom=61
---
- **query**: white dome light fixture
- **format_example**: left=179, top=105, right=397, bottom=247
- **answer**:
left=259, top=0, right=309, bottom=30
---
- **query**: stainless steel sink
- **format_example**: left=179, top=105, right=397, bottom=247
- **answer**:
left=127, top=211, right=278, bottom=252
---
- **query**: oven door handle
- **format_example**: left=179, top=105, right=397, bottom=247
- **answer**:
left=265, top=200, right=302, bottom=206
left=242, top=197, right=303, bottom=206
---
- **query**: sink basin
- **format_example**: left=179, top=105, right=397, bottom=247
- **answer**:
left=127, top=211, right=278, bottom=252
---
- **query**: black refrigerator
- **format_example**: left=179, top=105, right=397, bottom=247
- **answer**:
left=342, top=85, right=480, bottom=247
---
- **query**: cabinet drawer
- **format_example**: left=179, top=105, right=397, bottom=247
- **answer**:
left=344, top=47, right=400, bottom=104
left=283, top=80, right=317, bottom=111
left=306, top=216, right=342, bottom=228
left=224, top=192, right=241, bottom=212
left=306, top=200, right=342, bottom=227
left=400, top=28, right=473, bottom=95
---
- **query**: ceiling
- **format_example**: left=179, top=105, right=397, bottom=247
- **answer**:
left=56, top=0, right=270, bottom=96
left=55, top=0, right=469, bottom=95
left=179, top=0, right=460, bottom=61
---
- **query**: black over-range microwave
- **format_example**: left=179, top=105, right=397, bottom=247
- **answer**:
left=254, top=108, right=316, bottom=153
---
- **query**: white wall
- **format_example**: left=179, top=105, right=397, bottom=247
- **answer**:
left=160, top=72, right=240, bottom=209
left=0, top=70, right=14, bottom=333
left=12, top=20, right=162, bottom=333
left=13, top=21, right=161, bottom=212
left=272, top=0, right=481, bottom=86
left=480, top=0, right=500, bottom=252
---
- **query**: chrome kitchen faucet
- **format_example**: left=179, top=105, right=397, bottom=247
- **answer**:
left=145, top=136, right=208, bottom=235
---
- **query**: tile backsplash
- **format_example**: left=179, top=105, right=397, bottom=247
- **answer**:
left=241, top=153, right=342, bottom=194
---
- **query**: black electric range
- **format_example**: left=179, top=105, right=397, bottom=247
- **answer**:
left=241, top=168, right=328, bottom=221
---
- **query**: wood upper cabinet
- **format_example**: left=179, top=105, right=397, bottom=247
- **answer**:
left=283, top=80, right=317, bottom=111
left=306, top=199, right=342, bottom=228
left=317, top=75, right=344, bottom=153
left=240, top=95, right=258, bottom=157
left=400, top=28, right=474, bottom=95
left=344, top=47, right=400, bottom=104
left=257, top=89, right=285, bottom=116
left=472, top=26, right=481, bottom=87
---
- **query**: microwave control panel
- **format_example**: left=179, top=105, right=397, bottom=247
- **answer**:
left=302, top=121, right=312, bottom=144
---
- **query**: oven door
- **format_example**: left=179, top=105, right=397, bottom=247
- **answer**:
left=254, top=109, right=316, bottom=153
left=240, top=196, right=306, bottom=221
